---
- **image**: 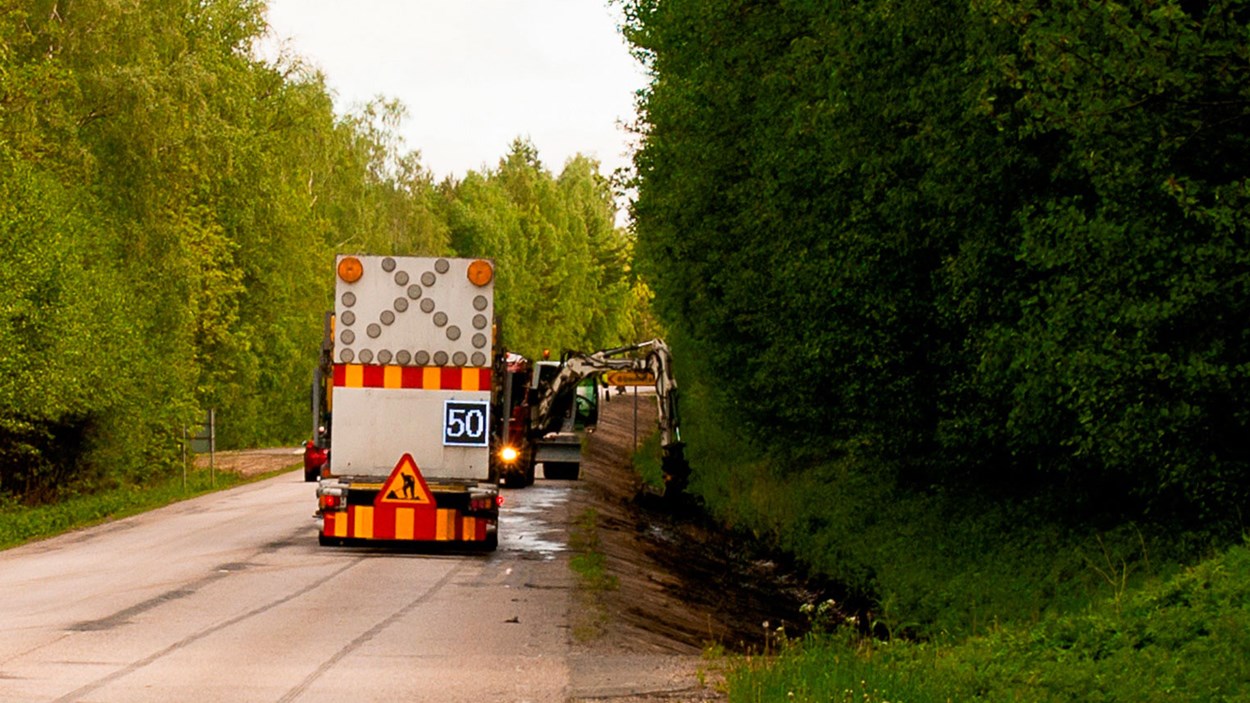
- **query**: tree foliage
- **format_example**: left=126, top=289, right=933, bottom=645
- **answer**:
left=0, top=1, right=638, bottom=504
left=622, top=0, right=1250, bottom=526
left=445, top=139, right=643, bottom=359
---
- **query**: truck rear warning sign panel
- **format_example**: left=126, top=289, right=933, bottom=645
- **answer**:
left=335, top=256, right=494, bottom=368
left=330, top=255, right=495, bottom=479
left=317, top=255, right=500, bottom=550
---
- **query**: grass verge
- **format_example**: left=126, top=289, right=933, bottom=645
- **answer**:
left=725, top=540, right=1250, bottom=702
left=0, top=462, right=298, bottom=551
left=632, top=430, right=665, bottom=491
left=568, top=507, right=619, bottom=640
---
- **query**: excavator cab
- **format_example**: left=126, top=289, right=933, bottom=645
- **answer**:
left=573, top=378, right=599, bottom=430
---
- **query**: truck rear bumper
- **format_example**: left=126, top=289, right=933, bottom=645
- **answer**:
left=320, top=506, right=496, bottom=544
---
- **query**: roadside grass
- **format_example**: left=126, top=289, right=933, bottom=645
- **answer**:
left=724, top=540, right=1250, bottom=702
left=632, top=430, right=665, bottom=491
left=725, top=638, right=936, bottom=703
left=672, top=371, right=1232, bottom=639
left=568, top=507, right=619, bottom=640
left=0, top=462, right=298, bottom=550
left=665, top=371, right=1250, bottom=701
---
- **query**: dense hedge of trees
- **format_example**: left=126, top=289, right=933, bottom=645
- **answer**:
left=622, top=0, right=1249, bottom=528
left=0, top=0, right=642, bottom=504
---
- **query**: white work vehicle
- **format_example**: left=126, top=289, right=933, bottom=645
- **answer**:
left=312, top=255, right=501, bottom=550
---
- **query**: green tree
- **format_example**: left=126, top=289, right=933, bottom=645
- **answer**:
left=622, top=0, right=1250, bottom=527
left=446, top=139, right=642, bottom=359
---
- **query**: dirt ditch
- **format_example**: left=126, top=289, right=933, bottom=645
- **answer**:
left=564, top=392, right=828, bottom=701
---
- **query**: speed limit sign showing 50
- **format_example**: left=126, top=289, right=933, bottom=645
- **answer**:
left=443, top=400, right=490, bottom=447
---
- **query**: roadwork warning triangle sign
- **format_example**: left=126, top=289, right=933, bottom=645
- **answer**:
left=376, top=454, right=434, bottom=506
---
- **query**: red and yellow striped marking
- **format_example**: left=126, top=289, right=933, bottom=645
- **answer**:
left=322, top=505, right=491, bottom=543
left=333, top=365, right=491, bottom=391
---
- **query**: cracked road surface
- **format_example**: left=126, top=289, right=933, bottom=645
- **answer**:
left=0, top=470, right=580, bottom=702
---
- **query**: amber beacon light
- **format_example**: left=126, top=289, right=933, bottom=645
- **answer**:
left=337, top=256, right=363, bottom=283
left=467, top=259, right=494, bottom=286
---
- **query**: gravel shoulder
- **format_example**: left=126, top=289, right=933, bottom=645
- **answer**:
left=193, top=446, right=304, bottom=477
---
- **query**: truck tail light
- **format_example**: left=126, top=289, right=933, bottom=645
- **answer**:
left=499, top=445, right=519, bottom=463
left=319, top=494, right=341, bottom=510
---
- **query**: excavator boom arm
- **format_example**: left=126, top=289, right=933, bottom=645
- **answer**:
left=530, top=339, right=688, bottom=499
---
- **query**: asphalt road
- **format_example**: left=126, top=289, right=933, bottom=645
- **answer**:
left=0, top=471, right=577, bottom=703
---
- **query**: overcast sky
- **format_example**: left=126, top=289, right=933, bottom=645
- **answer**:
left=260, top=1, right=649, bottom=187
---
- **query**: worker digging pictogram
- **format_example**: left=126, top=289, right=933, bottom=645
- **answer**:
left=376, top=454, right=433, bottom=506
left=335, top=256, right=494, bottom=368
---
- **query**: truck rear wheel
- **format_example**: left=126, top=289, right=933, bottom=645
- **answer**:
left=543, top=462, right=580, bottom=480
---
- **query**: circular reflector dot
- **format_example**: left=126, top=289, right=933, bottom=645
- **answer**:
left=340, top=349, right=355, bottom=363
left=358, top=349, right=374, bottom=364
left=393, top=298, right=409, bottom=313
left=395, top=271, right=409, bottom=286
left=446, top=326, right=461, bottom=341
left=471, top=352, right=487, bottom=367
left=407, top=285, right=422, bottom=299
left=367, top=323, right=381, bottom=338
left=420, top=298, right=436, bottom=313
left=473, top=295, right=488, bottom=311
left=381, top=257, right=396, bottom=272
left=472, top=333, right=487, bottom=348
left=396, top=350, right=412, bottom=365
left=415, top=350, right=431, bottom=366
left=342, top=292, right=357, bottom=307
left=433, top=351, right=449, bottom=366
left=472, top=314, right=488, bottom=330
left=341, top=311, right=356, bottom=326
left=435, top=258, right=450, bottom=274
left=340, top=330, right=355, bottom=345
left=452, top=351, right=468, bottom=366
left=377, top=349, right=393, bottom=364
left=380, top=310, right=395, bottom=325
left=433, top=312, right=448, bottom=327
left=421, top=271, right=436, bottom=287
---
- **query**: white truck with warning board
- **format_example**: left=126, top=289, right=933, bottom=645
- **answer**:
left=312, top=255, right=502, bottom=550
